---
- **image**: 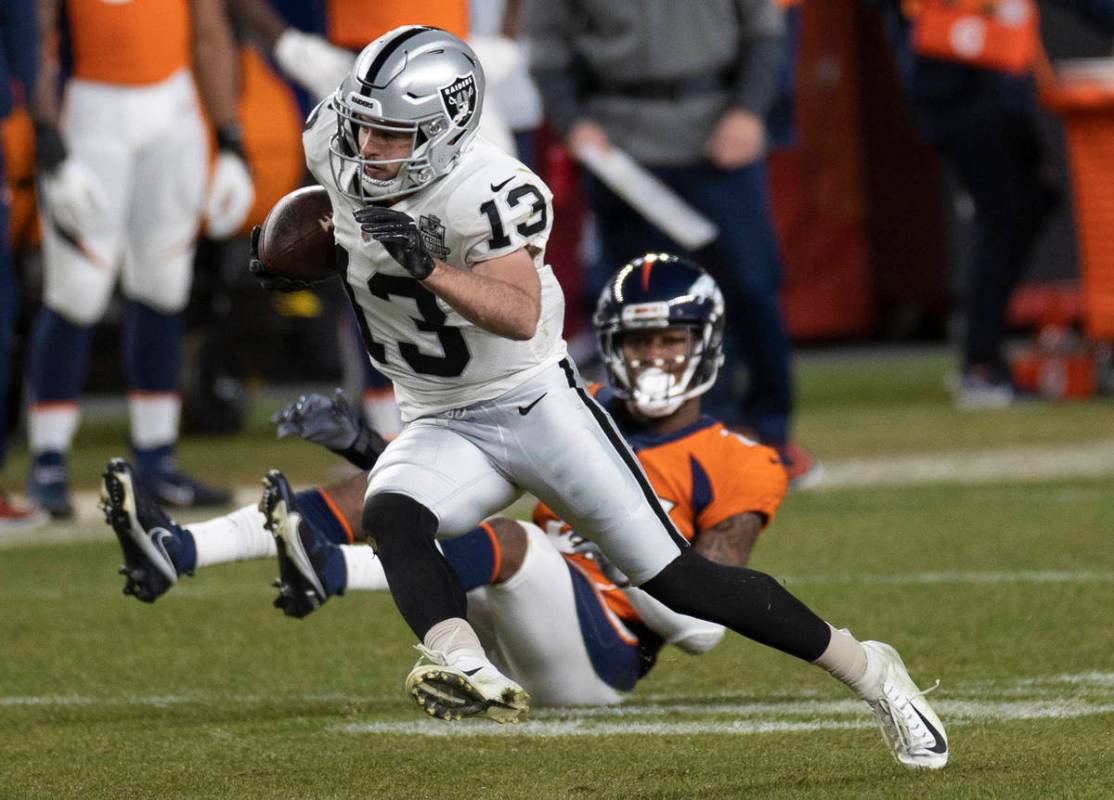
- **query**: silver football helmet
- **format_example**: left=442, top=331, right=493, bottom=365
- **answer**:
left=329, top=26, right=485, bottom=203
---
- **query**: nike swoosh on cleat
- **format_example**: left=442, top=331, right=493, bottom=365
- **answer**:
left=490, top=177, right=514, bottom=192
left=517, top=392, right=548, bottom=416
left=461, top=667, right=483, bottom=677
left=912, top=707, right=948, bottom=754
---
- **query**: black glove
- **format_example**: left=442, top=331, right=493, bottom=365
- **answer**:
left=353, top=205, right=435, bottom=280
left=33, top=121, right=67, bottom=174
left=248, top=225, right=317, bottom=292
left=271, top=389, right=388, bottom=471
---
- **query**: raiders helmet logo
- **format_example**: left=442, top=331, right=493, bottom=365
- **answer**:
left=439, top=73, right=477, bottom=129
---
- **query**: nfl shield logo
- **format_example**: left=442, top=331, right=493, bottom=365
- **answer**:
left=439, top=73, right=478, bottom=129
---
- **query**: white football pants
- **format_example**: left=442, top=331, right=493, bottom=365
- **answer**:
left=366, top=357, right=688, bottom=586
left=41, top=68, right=207, bottom=325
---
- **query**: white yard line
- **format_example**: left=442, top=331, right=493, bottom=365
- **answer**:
left=4, top=674, right=1112, bottom=737
left=338, top=702, right=1114, bottom=738
left=819, top=439, right=1114, bottom=489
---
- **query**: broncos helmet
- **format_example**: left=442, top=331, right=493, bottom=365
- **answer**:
left=329, top=26, right=485, bottom=203
left=594, top=253, right=725, bottom=418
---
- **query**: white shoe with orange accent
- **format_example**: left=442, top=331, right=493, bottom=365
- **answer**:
left=405, top=645, right=529, bottom=724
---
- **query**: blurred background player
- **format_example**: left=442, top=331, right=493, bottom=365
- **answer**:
left=99, top=255, right=788, bottom=709
left=25, top=0, right=255, bottom=516
left=0, top=0, right=47, bottom=528
left=526, top=0, right=820, bottom=488
left=878, top=0, right=1114, bottom=408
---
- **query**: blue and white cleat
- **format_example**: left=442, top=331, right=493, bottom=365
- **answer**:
left=27, top=451, right=74, bottom=519
left=260, top=469, right=328, bottom=619
left=100, top=458, right=187, bottom=603
left=858, top=641, right=949, bottom=770
left=405, top=645, right=530, bottom=724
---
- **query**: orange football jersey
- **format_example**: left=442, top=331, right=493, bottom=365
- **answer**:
left=66, top=0, right=190, bottom=86
left=533, top=385, right=788, bottom=624
left=326, top=0, right=468, bottom=51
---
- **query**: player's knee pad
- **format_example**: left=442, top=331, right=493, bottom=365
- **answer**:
left=42, top=252, right=115, bottom=326
left=121, top=251, right=194, bottom=314
left=363, top=491, right=438, bottom=555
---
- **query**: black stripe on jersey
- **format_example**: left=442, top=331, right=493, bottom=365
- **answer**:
left=360, top=26, right=433, bottom=93
left=558, top=359, right=691, bottom=551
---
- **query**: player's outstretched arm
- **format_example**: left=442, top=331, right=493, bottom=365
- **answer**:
left=272, top=390, right=387, bottom=471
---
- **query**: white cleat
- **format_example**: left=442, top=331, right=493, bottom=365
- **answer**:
left=405, top=645, right=529, bottom=724
left=857, top=641, right=949, bottom=769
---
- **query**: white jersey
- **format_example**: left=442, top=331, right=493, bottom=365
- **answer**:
left=304, top=106, right=567, bottom=421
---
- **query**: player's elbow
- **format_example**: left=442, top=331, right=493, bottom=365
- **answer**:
left=507, top=305, right=540, bottom=340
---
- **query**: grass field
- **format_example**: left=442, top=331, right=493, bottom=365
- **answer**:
left=2, top=351, right=1113, bottom=799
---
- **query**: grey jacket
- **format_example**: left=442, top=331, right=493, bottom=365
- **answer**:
left=527, top=0, right=786, bottom=165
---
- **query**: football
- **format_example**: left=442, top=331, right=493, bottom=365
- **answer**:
left=256, top=185, right=337, bottom=282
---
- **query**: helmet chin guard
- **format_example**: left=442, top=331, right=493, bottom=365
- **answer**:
left=328, top=26, right=485, bottom=204
left=628, top=366, right=691, bottom=418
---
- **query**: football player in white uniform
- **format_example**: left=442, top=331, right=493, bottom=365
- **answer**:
left=248, top=26, right=947, bottom=767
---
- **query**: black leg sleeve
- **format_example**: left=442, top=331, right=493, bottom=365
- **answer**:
left=363, top=492, right=466, bottom=640
left=640, top=549, right=832, bottom=662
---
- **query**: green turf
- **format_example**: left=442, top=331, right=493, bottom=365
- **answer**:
left=1, top=356, right=1113, bottom=798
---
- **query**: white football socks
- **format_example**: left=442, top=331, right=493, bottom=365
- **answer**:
left=813, top=623, right=870, bottom=690
left=339, top=545, right=389, bottom=591
left=129, top=392, right=181, bottom=450
left=29, top=403, right=80, bottom=454
left=189, top=504, right=276, bottom=568
left=424, top=617, right=486, bottom=661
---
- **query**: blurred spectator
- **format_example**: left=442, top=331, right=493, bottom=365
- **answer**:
left=24, top=0, right=254, bottom=517
left=226, top=0, right=353, bottom=103
left=526, top=0, right=820, bottom=488
left=878, top=0, right=1114, bottom=409
left=471, top=0, right=544, bottom=166
left=0, top=0, right=47, bottom=529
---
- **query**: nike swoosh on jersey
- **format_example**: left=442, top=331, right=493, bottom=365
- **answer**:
left=912, top=707, right=948, bottom=754
left=517, top=392, right=548, bottom=415
left=490, top=177, right=514, bottom=192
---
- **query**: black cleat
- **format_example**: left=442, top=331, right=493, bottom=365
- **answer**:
left=100, top=459, right=185, bottom=603
left=260, top=470, right=328, bottom=619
